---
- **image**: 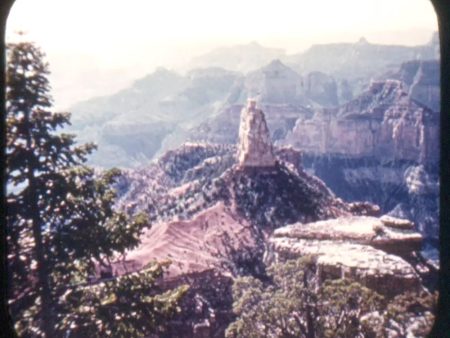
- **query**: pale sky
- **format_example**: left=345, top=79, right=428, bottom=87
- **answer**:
left=6, top=0, right=438, bottom=110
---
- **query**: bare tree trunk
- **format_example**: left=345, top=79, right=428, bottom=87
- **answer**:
left=28, top=180, right=55, bottom=338
left=303, top=271, right=315, bottom=338
left=24, top=112, right=55, bottom=337
left=305, top=303, right=315, bottom=338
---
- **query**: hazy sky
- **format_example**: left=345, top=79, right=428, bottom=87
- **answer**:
left=6, top=0, right=438, bottom=110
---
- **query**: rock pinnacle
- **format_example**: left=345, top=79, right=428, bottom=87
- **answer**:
left=237, top=99, right=276, bottom=167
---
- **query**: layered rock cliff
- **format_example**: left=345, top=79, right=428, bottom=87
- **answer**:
left=280, top=80, right=439, bottom=164
left=112, top=98, right=436, bottom=282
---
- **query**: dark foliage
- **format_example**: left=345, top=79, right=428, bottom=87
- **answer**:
left=6, top=40, right=187, bottom=338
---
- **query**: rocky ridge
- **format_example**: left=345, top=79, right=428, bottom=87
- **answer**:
left=284, top=33, right=439, bottom=96
left=113, top=104, right=436, bottom=284
left=185, top=74, right=440, bottom=246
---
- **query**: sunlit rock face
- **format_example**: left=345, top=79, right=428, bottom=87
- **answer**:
left=271, top=216, right=422, bottom=257
left=237, top=99, right=276, bottom=167
left=281, top=80, right=439, bottom=165
left=270, top=239, right=422, bottom=298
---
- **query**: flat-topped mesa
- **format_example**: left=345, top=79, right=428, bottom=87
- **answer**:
left=238, top=99, right=277, bottom=167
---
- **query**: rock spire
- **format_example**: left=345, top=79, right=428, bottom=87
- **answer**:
left=238, top=99, right=276, bottom=167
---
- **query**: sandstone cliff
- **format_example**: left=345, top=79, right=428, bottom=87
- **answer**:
left=280, top=80, right=439, bottom=165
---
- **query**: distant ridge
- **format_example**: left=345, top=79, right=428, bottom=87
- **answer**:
left=187, top=41, right=286, bottom=74
left=283, top=32, right=439, bottom=80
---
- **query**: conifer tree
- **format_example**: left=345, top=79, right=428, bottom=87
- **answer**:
left=6, top=39, right=90, bottom=337
left=6, top=40, right=187, bottom=337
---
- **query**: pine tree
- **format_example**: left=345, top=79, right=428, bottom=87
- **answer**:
left=6, top=40, right=187, bottom=337
left=6, top=39, right=92, bottom=337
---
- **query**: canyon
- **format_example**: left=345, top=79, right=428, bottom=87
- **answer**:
left=64, top=35, right=440, bottom=336
left=103, top=102, right=438, bottom=336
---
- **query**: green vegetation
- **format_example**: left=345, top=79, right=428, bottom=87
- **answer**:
left=226, top=257, right=437, bottom=338
left=6, top=40, right=187, bottom=337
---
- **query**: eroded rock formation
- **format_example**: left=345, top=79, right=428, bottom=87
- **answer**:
left=267, top=216, right=430, bottom=298
left=237, top=99, right=276, bottom=167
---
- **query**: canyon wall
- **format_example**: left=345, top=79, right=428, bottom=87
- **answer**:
left=281, top=80, right=439, bottom=165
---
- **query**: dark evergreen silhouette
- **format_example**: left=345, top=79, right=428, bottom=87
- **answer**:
left=6, top=40, right=187, bottom=337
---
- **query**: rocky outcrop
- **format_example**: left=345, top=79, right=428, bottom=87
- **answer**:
left=267, top=216, right=426, bottom=298
left=114, top=114, right=377, bottom=278
left=185, top=73, right=439, bottom=245
left=271, top=216, right=422, bottom=257
left=115, top=140, right=356, bottom=230
left=269, top=239, right=422, bottom=298
left=237, top=100, right=276, bottom=167
left=107, top=98, right=439, bottom=336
